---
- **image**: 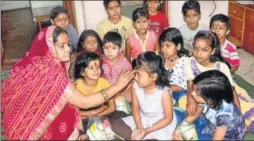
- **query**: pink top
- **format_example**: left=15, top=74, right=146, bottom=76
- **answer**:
left=102, top=53, right=132, bottom=84
left=127, top=31, right=157, bottom=60
left=221, top=39, right=241, bottom=67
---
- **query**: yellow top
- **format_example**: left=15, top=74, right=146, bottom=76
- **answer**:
left=76, top=77, right=111, bottom=95
left=96, top=16, right=134, bottom=53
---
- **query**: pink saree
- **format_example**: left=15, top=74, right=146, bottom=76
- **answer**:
left=1, top=26, right=81, bottom=140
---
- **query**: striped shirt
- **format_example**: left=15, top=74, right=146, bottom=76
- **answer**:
left=221, top=40, right=241, bottom=67
left=102, top=53, right=132, bottom=84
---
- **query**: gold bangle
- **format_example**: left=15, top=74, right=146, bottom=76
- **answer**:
left=100, top=88, right=109, bottom=102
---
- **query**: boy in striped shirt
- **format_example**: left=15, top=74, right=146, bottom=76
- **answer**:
left=102, top=31, right=132, bottom=104
left=210, top=14, right=240, bottom=73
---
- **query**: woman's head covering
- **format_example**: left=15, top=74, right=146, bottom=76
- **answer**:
left=1, top=26, right=79, bottom=140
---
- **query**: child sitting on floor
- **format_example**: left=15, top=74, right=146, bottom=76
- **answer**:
left=185, top=30, right=254, bottom=133
left=159, top=27, right=189, bottom=110
left=111, top=52, right=177, bottom=140
left=173, top=70, right=245, bottom=140
left=101, top=31, right=132, bottom=114
left=210, top=13, right=240, bottom=73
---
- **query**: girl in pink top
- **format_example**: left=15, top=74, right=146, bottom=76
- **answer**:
left=126, top=8, right=158, bottom=61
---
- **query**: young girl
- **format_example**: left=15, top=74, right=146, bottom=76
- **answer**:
left=69, top=30, right=102, bottom=79
left=173, top=70, right=245, bottom=140
left=76, top=29, right=102, bottom=55
left=159, top=27, right=189, bottom=110
left=74, top=52, right=116, bottom=131
left=143, top=0, right=169, bottom=37
left=126, top=7, right=158, bottom=62
left=112, top=52, right=177, bottom=140
left=185, top=30, right=254, bottom=133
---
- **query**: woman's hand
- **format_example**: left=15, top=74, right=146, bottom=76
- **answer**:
left=115, top=70, right=135, bottom=90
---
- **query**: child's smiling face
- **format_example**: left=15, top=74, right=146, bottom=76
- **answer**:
left=184, top=9, right=200, bottom=30
left=82, top=59, right=101, bottom=80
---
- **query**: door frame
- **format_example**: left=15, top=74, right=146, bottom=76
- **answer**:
left=62, top=0, right=77, bottom=30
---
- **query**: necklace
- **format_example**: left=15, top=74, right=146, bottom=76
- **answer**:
left=168, top=57, right=179, bottom=62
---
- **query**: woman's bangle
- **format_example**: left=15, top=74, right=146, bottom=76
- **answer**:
left=100, top=88, right=109, bottom=102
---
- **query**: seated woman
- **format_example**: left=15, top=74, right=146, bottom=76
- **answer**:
left=1, top=26, right=134, bottom=140
left=173, top=70, right=245, bottom=140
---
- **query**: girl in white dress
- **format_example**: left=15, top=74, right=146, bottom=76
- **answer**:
left=120, top=51, right=177, bottom=140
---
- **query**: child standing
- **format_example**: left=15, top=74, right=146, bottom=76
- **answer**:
left=96, top=0, right=134, bottom=54
left=50, top=6, right=79, bottom=50
left=173, top=70, right=245, bottom=140
left=185, top=30, right=254, bottom=133
left=126, top=8, right=158, bottom=61
left=210, top=14, right=240, bottom=73
left=143, top=0, right=169, bottom=37
left=179, top=0, right=208, bottom=55
left=101, top=31, right=132, bottom=113
left=159, top=28, right=189, bottom=110
left=119, top=52, right=177, bottom=140
left=76, top=30, right=102, bottom=55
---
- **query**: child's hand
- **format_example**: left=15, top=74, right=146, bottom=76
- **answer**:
left=172, top=129, right=184, bottom=140
left=187, top=101, right=197, bottom=116
left=131, top=128, right=146, bottom=140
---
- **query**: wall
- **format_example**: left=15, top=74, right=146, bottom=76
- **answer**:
left=30, top=1, right=62, bottom=17
left=1, top=1, right=30, bottom=11
left=74, top=1, right=107, bottom=35
left=168, top=1, right=228, bottom=28
left=74, top=1, right=228, bottom=34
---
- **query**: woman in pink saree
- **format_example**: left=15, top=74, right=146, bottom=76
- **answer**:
left=1, top=26, right=134, bottom=140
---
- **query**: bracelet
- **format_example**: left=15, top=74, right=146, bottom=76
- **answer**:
left=100, top=88, right=109, bottom=102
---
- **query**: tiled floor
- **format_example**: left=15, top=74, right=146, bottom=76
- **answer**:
left=236, top=49, right=254, bottom=85
left=1, top=8, right=37, bottom=67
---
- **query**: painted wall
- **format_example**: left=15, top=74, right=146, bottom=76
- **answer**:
left=1, top=1, right=30, bottom=11
left=74, top=1, right=228, bottom=34
left=30, top=1, right=62, bottom=18
left=30, top=1, right=62, bottom=8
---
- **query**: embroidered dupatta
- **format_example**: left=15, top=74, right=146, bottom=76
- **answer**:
left=1, top=26, right=80, bottom=140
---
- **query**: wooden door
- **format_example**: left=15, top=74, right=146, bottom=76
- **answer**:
left=62, top=0, right=77, bottom=30
left=161, top=0, right=168, bottom=17
left=243, top=9, right=254, bottom=53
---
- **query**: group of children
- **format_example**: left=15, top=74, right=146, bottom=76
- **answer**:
left=49, top=0, right=253, bottom=140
